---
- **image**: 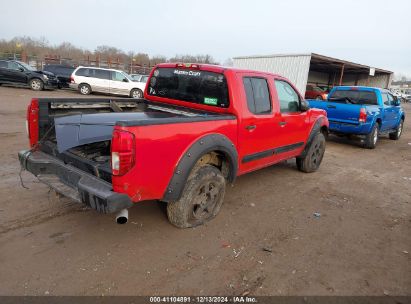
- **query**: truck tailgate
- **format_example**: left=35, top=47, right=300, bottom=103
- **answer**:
left=18, top=149, right=133, bottom=213
left=309, top=100, right=361, bottom=125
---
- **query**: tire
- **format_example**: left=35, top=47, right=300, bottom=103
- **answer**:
left=130, top=88, right=143, bottom=99
left=29, top=78, right=44, bottom=91
left=167, top=165, right=226, bottom=228
left=78, top=83, right=91, bottom=95
left=316, top=95, right=323, bottom=100
left=389, top=119, right=404, bottom=140
left=296, top=132, right=326, bottom=173
left=364, top=123, right=379, bottom=149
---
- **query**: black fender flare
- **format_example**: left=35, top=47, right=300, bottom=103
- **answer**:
left=299, top=117, right=327, bottom=158
left=162, top=134, right=238, bottom=202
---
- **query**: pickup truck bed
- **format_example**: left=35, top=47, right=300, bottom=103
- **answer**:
left=20, top=98, right=235, bottom=212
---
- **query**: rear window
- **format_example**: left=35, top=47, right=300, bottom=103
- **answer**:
left=147, top=68, right=229, bottom=108
left=329, top=89, right=378, bottom=105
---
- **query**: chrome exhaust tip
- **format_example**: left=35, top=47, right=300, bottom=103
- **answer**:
left=115, top=208, right=128, bottom=224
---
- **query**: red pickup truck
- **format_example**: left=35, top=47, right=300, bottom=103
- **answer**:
left=19, top=63, right=329, bottom=228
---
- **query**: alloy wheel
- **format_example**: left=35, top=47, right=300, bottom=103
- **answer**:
left=192, top=182, right=219, bottom=221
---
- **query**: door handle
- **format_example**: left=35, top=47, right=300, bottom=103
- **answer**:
left=245, top=125, right=256, bottom=131
left=327, top=105, right=336, bottom=109
left=279, top=121, right=287, bottom=126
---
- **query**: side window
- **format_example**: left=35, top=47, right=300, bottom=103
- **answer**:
left=382, top=93, right=389, bottom=105
left=75, top=68, right=88, bottom=76
left=387, top=93, right=394, bottom=105
left=95, top=69, right=110, bottom=80
left=274, top=80, right=300, bottom=113
left=0, top=61, right=7, bottom=68
left=111, top=71, right=126, bottom=82
left=243, top=77, right=271, bottom=114
left=7, top=62, right=20, bottom=70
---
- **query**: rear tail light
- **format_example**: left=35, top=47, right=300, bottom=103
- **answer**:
left=26, top=98, right=39, bottom=148
left=359, top=108, right=367, bottom=123
left=70, top=76, right=75, bottom=83
left=111, top=130, right=135, bottom=176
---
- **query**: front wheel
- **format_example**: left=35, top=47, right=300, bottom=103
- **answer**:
left=389, top=119, right=404, bottom=140
left=130, top=88, right=143, bottom=98
left=167, top=165, right=226, bottom=228
left=364, top=123, right=379, bottom=149
left=29, top=78, right=44, bottom=91
left=296, top=132, right=326, bottom=173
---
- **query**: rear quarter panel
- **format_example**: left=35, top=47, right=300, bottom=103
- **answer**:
left=112, top=119, right=238, bottom=202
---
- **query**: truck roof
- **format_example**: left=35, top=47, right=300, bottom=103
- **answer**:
left=155, top=63, right=284, bottom=78
left=332, top=86, right=388, bottom=92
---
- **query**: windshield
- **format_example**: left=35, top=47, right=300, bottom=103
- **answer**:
left=121, top=72, right=133, bottom=82
left=328, top=89, right=378, bottom=105
left=18, top=61, right=36, bottom=71
left=147, top=67, right=229, bottom=108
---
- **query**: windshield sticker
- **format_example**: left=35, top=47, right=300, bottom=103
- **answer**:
left=174, top=69, right=201, bottom=77
left=204, top=97, right=218, bottom=105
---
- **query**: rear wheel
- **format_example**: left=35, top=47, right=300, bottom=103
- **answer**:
left=364, top=123, right=379, bottom=149
left=389, top=119, right=404, bottom=140
left=130, top=88, right=143, bottom=98
left=296, top=132, right=326, bottom=173
left=167, top=165, right=226, bottom=228
left=29, top=78, right=44, bottom=91
left=78, top=83, right=91, bottom=95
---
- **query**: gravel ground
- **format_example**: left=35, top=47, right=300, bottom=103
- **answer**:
left=0, top=86, right=410, bottom=296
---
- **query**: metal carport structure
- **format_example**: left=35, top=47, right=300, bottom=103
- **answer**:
left=233, top=53, right=393, bottom=95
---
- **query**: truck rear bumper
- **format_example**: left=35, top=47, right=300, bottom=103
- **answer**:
left=329, top=120, right=372, bottom=135
left=18, top=150, right=133, bottom=213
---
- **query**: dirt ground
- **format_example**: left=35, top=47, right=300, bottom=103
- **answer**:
left=0, top=86, right=409, bottom=296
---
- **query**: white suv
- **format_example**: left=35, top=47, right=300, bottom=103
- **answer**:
left=70, top=66, right=146, bottom=98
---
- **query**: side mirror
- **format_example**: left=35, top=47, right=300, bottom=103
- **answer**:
left=19, top=67, right=25, bottom=72
left=300, top=99, right=310, bottom=112
left=122, top=78, right=129, bottom=82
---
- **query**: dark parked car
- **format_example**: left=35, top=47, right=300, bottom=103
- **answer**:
left=43, top=64, right=75, bottom=88
left=0, top=60, right=58, bottom=90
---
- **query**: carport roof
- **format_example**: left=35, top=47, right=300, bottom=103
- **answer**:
left=233, top=53, right=393, bottom=75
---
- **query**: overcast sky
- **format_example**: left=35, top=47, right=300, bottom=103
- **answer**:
left=1, top=0, right=410, bottom=77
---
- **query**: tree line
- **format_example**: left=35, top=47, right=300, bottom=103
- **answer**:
left=0, top=36, right=222, bottom=66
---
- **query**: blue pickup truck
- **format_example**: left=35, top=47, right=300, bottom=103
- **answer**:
left=308, top=86, right=405, bottom=149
